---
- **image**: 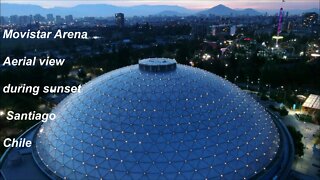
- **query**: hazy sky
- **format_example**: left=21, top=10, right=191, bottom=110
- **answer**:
left=2, top=0, right=319, bottom=10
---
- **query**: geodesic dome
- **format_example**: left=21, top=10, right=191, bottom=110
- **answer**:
left=34, top=58, right=280, bottom=179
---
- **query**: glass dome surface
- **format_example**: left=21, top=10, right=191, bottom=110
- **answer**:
left=35, top=58, right=280, bottom=179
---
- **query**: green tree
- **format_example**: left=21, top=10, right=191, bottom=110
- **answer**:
left=287, top=126, right=304, bottom=157
left=314, top=111, right=320, bottom=124
left=175, top=46, right=190, bottom=65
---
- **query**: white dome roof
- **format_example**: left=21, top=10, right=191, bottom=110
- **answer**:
left=34, top=58, right=280, bottom=179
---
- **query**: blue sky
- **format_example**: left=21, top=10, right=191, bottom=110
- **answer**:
left=2, top=0, right=319, bottom=10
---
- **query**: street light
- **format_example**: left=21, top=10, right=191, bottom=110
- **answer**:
left=0, top=110, right=5, bottom=116
left=265, top=84, right=271, bottom=96
left=234, top=76, right=239, bottom=83
left=280, top=86, right=286, bottom=102
left=299, top=51, right=304, bottom=56
left=202, top=53, right=211, bottom=61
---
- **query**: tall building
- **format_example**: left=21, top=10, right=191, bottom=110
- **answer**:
left=55, top=15, right=64, bottom=25
left=303, top=12, right=318, bottom=27
left=9, top=15, right=18, bottom=25
left=46, top=14, right=54, bottom=22
left=115, top=13, right=125, bottom=27
left=211, top=25, right=216, bottom=36
left=65, top=15, right=73, bottom=24
left=282, top=11, right=289, bottom=32
left=191, top=24, right=209, bottom=39
left=230, top=25, right=237, bottom=36
left=0, top=58, right=293, bottom=179
left=18, top=15, right=32, bottom=26
left=33, top=14, right=45, bottom=23
left=0, top=16, right=7, bottom=25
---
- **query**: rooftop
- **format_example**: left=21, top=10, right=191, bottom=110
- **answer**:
left=302, top=94, right=320, bottom=110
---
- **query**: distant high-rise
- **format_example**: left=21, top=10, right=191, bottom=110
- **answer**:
left=115, top=13, right=125, bottom=28
left=191, top=24, right=209, bottom=39
left=9, top=15, right=19, bottom=25
left=33, top=14, right=45, bottom=23
left=0, top=16, right=7, bottom=25
left=211, top=26, right=216, bottom=36
left=47, top=14, right=54, bottom=22
left=303, top=12, right=318, bottom=27
left=65, top=15, right=73, bottom=24
left=230, top=25, right=236, bottom=36
left=282, top=11, right=289, bottom=32
left=18, top=15, right=32, bottom=26
left=56, top=15, right=64, bottom=25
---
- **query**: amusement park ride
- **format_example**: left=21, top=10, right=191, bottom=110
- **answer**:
left=272, top=0, right=285, bottom=48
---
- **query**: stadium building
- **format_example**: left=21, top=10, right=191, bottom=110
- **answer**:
left=0, top=58, right=293, bottom=179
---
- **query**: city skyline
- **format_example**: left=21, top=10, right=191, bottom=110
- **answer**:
left=2, top=0, right=319, bottom=10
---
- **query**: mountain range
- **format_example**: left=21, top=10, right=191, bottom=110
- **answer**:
left=1, top=4, right=193, bottom=17
left=199, top=4, right=264, bottom=16
left=1, top=3, right=318, bottom=17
